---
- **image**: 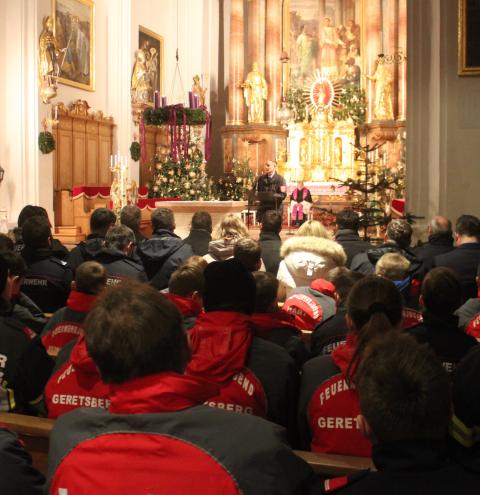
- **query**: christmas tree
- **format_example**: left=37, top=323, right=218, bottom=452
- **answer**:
left=213, top=158, right=255, bottom=201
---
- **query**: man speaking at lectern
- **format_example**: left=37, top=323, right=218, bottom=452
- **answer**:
left=253, top=160, right=287, bottom=222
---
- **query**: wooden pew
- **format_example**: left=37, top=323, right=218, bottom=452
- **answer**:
left=294, top=450, right=374, bottom=476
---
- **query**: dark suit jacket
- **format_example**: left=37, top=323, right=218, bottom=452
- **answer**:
left=434, top=242, right=480, bottom=302
left=414, top=231, right=454, bottom=270
left=334, top=229, right=372, bottom=268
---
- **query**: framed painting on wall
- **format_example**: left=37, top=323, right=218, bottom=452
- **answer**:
left=139, top=25, right=164, bottom=95
left=458, top=0, right=480, bottom=75
left=53, top=0, right=95, bottom=91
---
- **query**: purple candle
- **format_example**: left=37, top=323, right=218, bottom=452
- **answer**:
left=188, top=91, right=194, bottom=108
left=194, top=95, right=200, bottom=108
left=154, top=91, right=160, bottom=109
left=162, top=96, right=167, bottom=107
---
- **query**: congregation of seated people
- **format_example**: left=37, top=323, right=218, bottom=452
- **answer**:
left=1, top=204, right=480, bottom=493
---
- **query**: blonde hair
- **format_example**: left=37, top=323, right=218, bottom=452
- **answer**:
left=212, top=213, right=249, bottom=241
left=280, top=236, right=347, bottom=267
left=375, top=253, right=411, bottom=281
left=296, top=220, right=328, bottom=239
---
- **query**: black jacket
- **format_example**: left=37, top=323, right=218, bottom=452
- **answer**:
left=408, top=311, right=477, bottom=373
left=0, top=427, right=45, bottom=494
left=414, top=231, right=454, bottom=270
left=256, top=172, right=287, bottom=212
left=20, top=247, right=73, bottom=313
left=334, top=230, right=372, bottom=268
left=434, top=242, right=480, bottom=302
left=10, top=292, right=47, bottom=335
left=138, top=229, right=194, bottom=289
left=93, top=247, right=147, bottom=285
left=183, top=229, right=212, bottom=256
left=259, top=231, right=282, bottom=274
left=310, top=307, right=348, bottom=357
left=67, top=234, right=106, bottom=273
left=14, top=234, right=68, bottom=261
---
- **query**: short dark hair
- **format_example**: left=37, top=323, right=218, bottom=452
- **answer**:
left=17, top=205, right=48, bottom=228
left=0, top=234, right=14, bottom=252
left=261, top=210, right=282, bottom=234
left=455, top=214, right=480, bottom=238
left=234, top=238, right=262, bottom=272
left=22, top=216, right=51, bottom=249
left=75, top=261, right=107, bottom=294
left=0, top=251, right=26, bottom=277
left=120, top=205, right=141, bottom=232
left=105, top=225, right=135, bottom=251
left=151, top=208, right=175, bottom=231
left=90, top=208, right=116, bottom=235
left=169, top=265, right=205, bottom=297
left=326, top=267, right=364, bottom=303
left=336, top=209, right=360, bottom=231
left=386, top=219, right=412, bottom=249
left=357, top=333, right=451, bottom=443
left=191, top=211, right=212, bottom=233
left=253, top=271, right=278, bottom=312
left=421, top=267, right=462, bottom=315
left=85, top=282, right=188, bottom=384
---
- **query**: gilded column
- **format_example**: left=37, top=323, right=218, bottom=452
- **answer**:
left=398, top=0, right=407, bottom=120
left=228, top=0, right=245, bottom=125
left=365, top=0, right=382, bottom=121
left=265, top=0, right=282, bottom=125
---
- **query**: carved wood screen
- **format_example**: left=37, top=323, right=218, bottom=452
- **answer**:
left=52, top=100, right=115, bottom=226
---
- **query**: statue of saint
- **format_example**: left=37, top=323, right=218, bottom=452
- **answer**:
left=367, top=55, right=394, bottom=120
left=38, top=16, right=60, bottom=80
left=131, top=49, right=153, bottom=104
left=242, top=62, right=268, bottom=123
left=192, top=75, right=207, bottom=106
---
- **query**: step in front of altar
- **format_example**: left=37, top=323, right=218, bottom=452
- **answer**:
left=54, top=226, right=85, bottom=246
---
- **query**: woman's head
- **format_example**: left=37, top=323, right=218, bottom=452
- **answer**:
left=212, top=213, right=249, bottom=242
left=296, top=220, right=328, bottom=238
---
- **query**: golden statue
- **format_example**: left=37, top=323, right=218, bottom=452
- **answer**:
left=367, top=55, right=394, bottom=120
left=39, top=16, right=60, bottom=80
left=242, top=62, right=268, bottom=123
left=192, top=75, right=207, bottom=106
left=131, top=49, right=153, bottom=104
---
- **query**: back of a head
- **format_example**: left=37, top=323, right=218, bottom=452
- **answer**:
left=386, top=219, right=412, bottom=249
left=203, top=258, right=256, bottom=314
left=261, top=210, right=282, bottom=234
left=212, top=213, right=249, bottom=241
left=253, top=271, right=279, bottom=312
left=75, top=261, right=107, bottom=295
left=0, top=234, right=14, bottom=252
left=85, top=282, right=187, bottom=384
left=336, top=209, right=360, bottom=231
left=105, top=225, right=135, bottom=251
left=455, top=214, right=480, bottom=239
left=168, top=265, right=205, bottom=297
left=326, top=267, right=364, bottom=303
left=296, top=220, right=328, bottom=238
left=22, top=216, right=51, bottom=249
left=375, top=252, right=411, bottom=281
left=421, top=267, right=462, bottom=315
left=120, top=205, right=141, bottom=232
left=234, top=238, right=261, bottom=272
left=151, top=207, right=175, bottom=232
left=357, top=333, right=451, bottom=444
left=90, top=208, right=117, bottom=235
left=191, top=211, right=212, bottom=234
left=0, top=250, right=26, bottom=278
left=17, top=205, right=48, bottom=228
left=429, top=216, right=452, bottom=235
left=181, top=255, right=208, bottom=272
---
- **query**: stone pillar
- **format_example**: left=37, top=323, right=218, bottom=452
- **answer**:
left=366, top=0, right=382, bottom=121
left=227, top=0, right=245, bottom=125
left=398, top=0, right=407, bottom=120
left=248, top=0, right=263, bottom=71
left=334, top=0, right=344, bottom=26
left=265, top=0, right=282, bottom=125
left=387, top=0, right=399, bottom=118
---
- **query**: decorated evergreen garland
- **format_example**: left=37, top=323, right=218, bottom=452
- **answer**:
left=38, top=131, right=55, bottom=154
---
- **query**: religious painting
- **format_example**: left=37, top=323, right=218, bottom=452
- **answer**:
left=458, top=0, right=480, bottom=75
left=139, top=26, right=164, bottom=95
left=53, top=0, right=95, bottom=91
left=283, top=0, right=362, bottom=89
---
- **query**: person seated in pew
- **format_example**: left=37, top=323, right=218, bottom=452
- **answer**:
left=408, top=267, right=477, bottom=374
left=456, top=263, right=480, bottom=335
left=120, top=204, right=147, bottom=245
left=41, top=261, right=107, bottom=356
left=183, top=211, right=212, bottom=256
left=251, top=271, right=308, bottom=368
left=45, top=282, right=313, bottom=494
left=0, top=426, right=45, bottom=494
left=186, top=258, right=299, bottom=443
left=298, top=276, right=403, bottom=456
left=315, top=334, right=480, bottom=494
left=234, top=238, right=265, bottom=272
left=310, top=268, right=364, bottom=357
left=164, top=264, right=205, bottom=329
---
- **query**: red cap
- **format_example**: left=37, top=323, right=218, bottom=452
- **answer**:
left=282, top=293, right=323, bottom=330
left=310, top=279, right=336, bottom=299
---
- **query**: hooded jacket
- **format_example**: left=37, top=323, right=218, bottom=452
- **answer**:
left=93, top=247, right=147, bottom=285
left=259, top=231, right=283, bottom=274
left=277, top=237, right=347, bottom=294
left=186, top=311, right=299, bottom=436
left=46, top=371, right=312, bottom=495
left=164, top=292, right=203, bottom=329
left=334, top=229, right=372, bottom=268
left=41, top=290, right=97, bottom=355
left=298, top=334, right=372, bottom=456
left=138, top=229, right=194, bottom=289
left=67, top=234, right=106, bottom=273
left=45, top=336, right=110, bottom=419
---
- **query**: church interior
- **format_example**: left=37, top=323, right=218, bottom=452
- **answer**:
left=1, top=0, right=480, bottom=493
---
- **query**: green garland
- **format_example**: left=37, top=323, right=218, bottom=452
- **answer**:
left=38, top=132, right=55, bottom=154
left=130, top=141, right=141, bottom=162
left=333, top=84, right=367, bottom=125
left=143, top=107, right=207, bottom=126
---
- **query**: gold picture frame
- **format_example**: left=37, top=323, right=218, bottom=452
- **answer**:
left=139, top=25, right=164, bottom=96
left=458, top=0, right=480, bottom=76
left=52, top=0, right=95, bottom=91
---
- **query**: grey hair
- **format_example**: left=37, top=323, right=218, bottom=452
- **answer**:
left=429, top=217, right=452, bottom=235
left=105, top=225, right=135, bottom=250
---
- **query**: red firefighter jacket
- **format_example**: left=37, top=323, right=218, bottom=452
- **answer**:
left=164, top=292, right=203, bottom=329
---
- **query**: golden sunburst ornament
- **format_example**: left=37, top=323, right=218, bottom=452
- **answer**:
left=303, top=70, right=342, bottom=115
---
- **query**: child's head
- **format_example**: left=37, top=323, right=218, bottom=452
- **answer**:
left=326, top=267, right=364, bottom=305
left=74, top=261, right=108, bottom=295
left=253, top=271, right=279, bottom=313
left=234, top=238, right=262, bottom=272
left=168, top=265, right=205, bottom=307
left=375, top=252, right=411, bottom=281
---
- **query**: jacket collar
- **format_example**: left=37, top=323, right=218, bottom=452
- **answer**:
left=422, top=310, right=460, bottom=332
left=153, top=229, right=180, bottom=239
left=456, top=242, right=480, bottom=250
left=67, top=290, right=98, bottom=313
left=21, top=246, right=54, bottom=264
left=335, top=229, right=362, bottom=241
left=259, top=231, right=281, bottom=241
left=427, top=231, right=454, bottom=247
left=70, top=336, right=98, bottom=375
left=109, top=372, right=218, bottom=414
left=251, top=312, right=301, bottom=338
left=164, top=293, right=203, bottom=318
left=331, top=333, right=357, bottom=377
